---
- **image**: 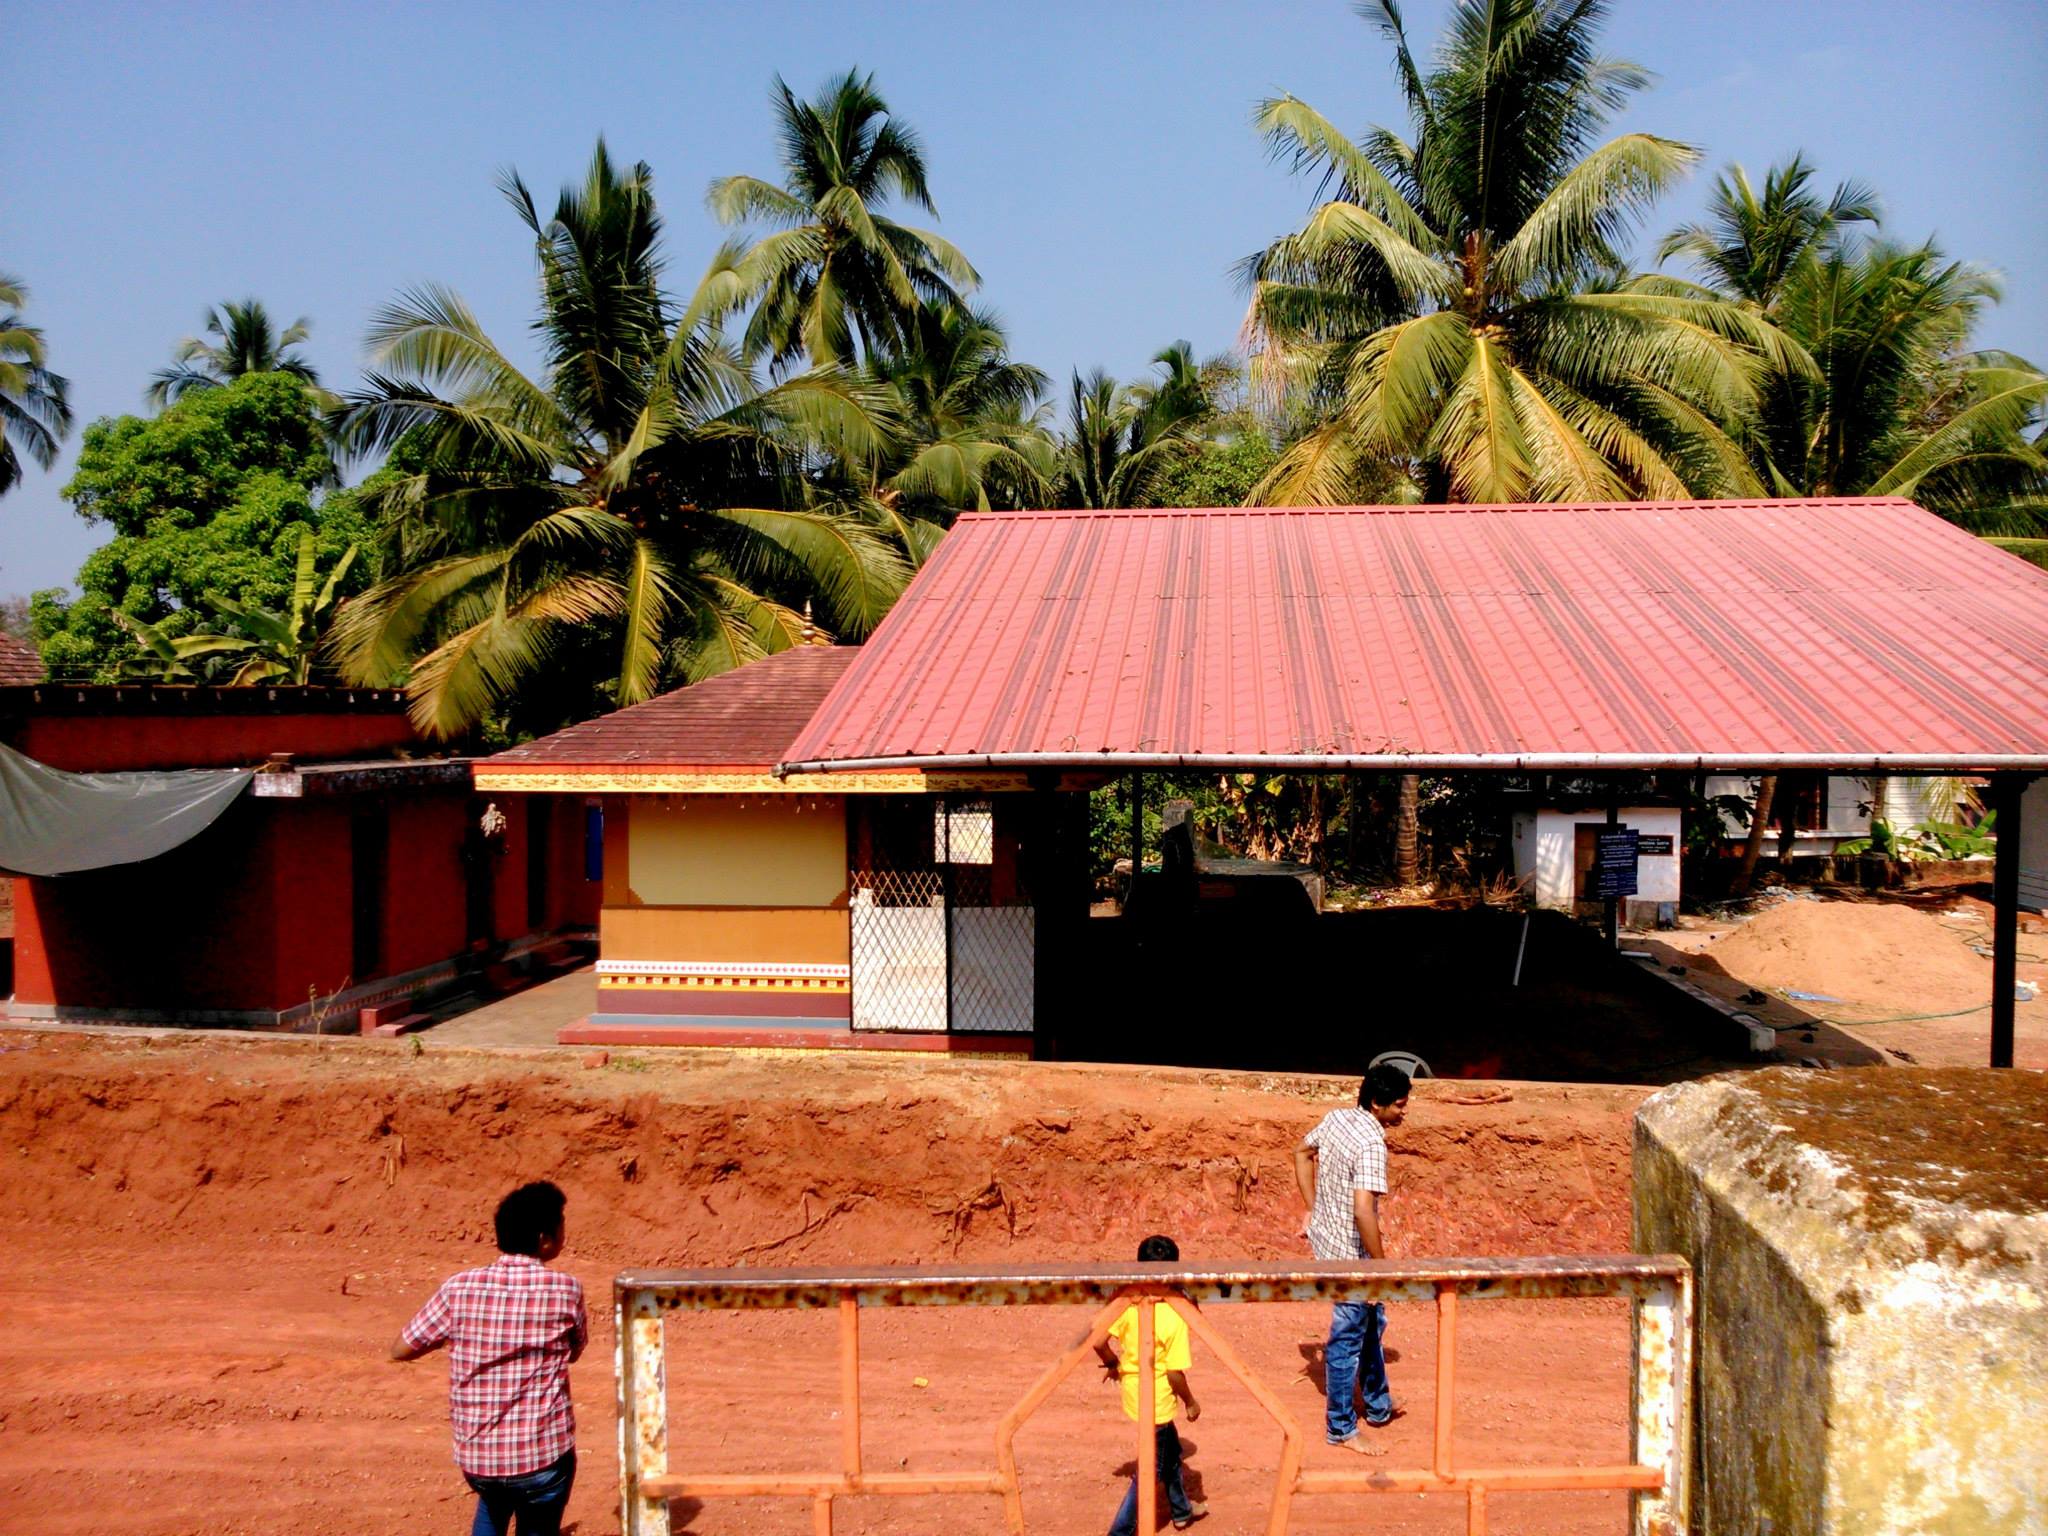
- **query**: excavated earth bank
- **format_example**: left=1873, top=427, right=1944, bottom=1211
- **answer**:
left=0, top=1032, right=1651, bottom=1535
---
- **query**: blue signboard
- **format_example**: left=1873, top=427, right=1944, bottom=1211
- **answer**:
left=1592, top=828, right=1640, bottom=899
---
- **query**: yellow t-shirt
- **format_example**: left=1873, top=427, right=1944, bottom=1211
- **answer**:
left=1108, top=1302, right=1192, bottom=1425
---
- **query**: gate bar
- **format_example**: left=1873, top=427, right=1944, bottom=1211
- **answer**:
left=618, top=1253, right=1688, bottom=1309
left=620, top=1255, right=1691, bottom=1536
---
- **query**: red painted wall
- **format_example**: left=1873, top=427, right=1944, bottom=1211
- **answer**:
left=11, top=790, right=602, bottom=1019
left=269, top=799, right=359, bottom=1008
left=378, top=793, right=472, bottom=980
left=13, top=796, right=286, bottom=1010
left=18, top=711, right=415, bottom=772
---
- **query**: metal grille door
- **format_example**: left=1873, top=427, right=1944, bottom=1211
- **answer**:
left=850, top=797, right=1033, bottom=1034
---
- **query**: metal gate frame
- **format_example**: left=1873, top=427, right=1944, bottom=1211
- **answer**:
left=615, top=1255, right=1691, bottom=1536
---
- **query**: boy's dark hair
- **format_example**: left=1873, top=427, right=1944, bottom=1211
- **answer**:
left=495, top=1181, right=568, bottom=1256
left=1137, top=1234, right=1180, bottom=1263
left=1361, top=1063, right=1412, bottom=1108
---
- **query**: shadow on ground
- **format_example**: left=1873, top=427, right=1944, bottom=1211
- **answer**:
left=1046, top=905, right=1881, bottom=1082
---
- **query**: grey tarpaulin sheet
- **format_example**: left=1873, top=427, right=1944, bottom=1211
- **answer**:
left=0, top=741, right=251, bottom=876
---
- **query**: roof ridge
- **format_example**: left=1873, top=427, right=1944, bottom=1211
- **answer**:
left=952, top=497, right=1919, bottom=520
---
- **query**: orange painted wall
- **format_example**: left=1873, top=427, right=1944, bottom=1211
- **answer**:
left=599, top=906, right=850, bottom=966
left=595, top=795, right=851, bottom=971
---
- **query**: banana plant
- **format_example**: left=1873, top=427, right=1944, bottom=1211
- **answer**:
left=116, top=529, right=358, bottom=684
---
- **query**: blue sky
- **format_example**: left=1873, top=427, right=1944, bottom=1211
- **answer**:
left=8, top=0, right=2045, bottom=597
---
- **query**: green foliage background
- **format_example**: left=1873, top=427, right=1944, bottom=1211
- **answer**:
left=32, top=373, right=373, bottom=679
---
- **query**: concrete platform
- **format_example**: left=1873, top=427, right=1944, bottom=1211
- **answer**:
left=420, top=965, right=597, bottom=1049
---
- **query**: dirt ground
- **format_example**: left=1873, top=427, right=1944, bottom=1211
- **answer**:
left=1644, top=887, right=2048, bottom=1069
left=0, top=1031, right=1651, bottom=1535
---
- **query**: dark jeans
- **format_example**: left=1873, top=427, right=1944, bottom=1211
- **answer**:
left=1324, top=1301, right=1393, bottom=1442
left=465, top=1449, right=575, bottom=1536
left=1108, top=1421, right=1194, bottom=1534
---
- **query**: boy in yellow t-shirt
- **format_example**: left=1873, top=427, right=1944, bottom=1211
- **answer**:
left=1094, top=1235, right=1207, bottom=1533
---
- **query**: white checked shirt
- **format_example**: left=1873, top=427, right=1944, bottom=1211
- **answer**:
left=1303, top=1107, right=1389, bottom=1261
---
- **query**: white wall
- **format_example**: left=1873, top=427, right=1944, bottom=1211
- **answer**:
left=1704, top=774, right=1952, bottom=846
left=1512, top=807, right=1682, bottom=912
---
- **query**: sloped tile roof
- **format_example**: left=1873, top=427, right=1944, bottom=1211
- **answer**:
left=489, top=647, right=858, bottom=770
left=0, top=632, right=45, bottom=686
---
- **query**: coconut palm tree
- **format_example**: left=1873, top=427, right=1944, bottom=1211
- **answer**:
left=1657, top=157, right=1878, bottom=311
left=333, top=140, right=909, bottom=738
left=147, top=299, right=325, bottom=407
left=1656, top=157, right=1878, bottom=896
left=1766, top=242, right=2047, bottom=511
left=1057, top=345, right=1218, bottom=509
left=0, top=274, right=72, bottom=497
left=711, top=70, right=978, bottom=371
left=1655, top=157, right=2046, bottom=513
left=1243, top=0, right=1800, bottom=505
left=851, top=301, right=1053, bottom=561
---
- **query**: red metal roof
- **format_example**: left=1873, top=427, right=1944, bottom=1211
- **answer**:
left=488, top=646, right=858, bottom=770
left=783, top=499, right=2048, bottom=773
left=0, top=632, right=44, bottom=686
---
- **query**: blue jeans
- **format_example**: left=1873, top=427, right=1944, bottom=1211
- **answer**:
left=1108, top=1421, right=1194, bottom=1534
left=1324, top=1302, right=1393, bottom=1442
left=465, top=1449, right=575, bottom=1536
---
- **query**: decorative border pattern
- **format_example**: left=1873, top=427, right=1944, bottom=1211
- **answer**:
left=600, top=975, right=851, bottom=995
left=597, top=958, right=849, bottom=980
left=597, top=957, right=852, bottom=994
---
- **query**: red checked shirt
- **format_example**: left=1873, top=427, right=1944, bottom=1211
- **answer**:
left=402, top=1254, right=588, bottom=1477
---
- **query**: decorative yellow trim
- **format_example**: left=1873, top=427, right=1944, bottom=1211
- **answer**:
left=473, top=768, right=1103, bottom=794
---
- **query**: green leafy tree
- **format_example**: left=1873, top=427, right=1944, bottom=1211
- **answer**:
left=1, top=274, right=73, bottom=496
left=1244, top=0, right=1798, bottom=505
left=712, top=70, right=978, bottom=370
left=114, top=528, right=357, bottom=683
left=333, top=139, right=911, bottom=739
left=147, top=299, right=327, bottom=408
left=1147, top=431, right=1282, bottom=508
left=33, top=372, right=369, bottom=680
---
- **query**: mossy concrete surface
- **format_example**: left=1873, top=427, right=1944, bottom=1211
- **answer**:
left=1634, top=1068, right=2047, bottom=1535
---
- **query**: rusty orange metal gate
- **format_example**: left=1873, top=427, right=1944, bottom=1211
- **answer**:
left=615, top=1256, right=1691, bottom=1535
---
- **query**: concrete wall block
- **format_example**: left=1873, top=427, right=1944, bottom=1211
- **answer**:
left=1634, top=1069, right=2047, bottom=1535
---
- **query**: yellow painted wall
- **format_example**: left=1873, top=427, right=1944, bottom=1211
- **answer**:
left=624, top=794, right=847, bottom=908
left=600, top=906, right=849, bottom=966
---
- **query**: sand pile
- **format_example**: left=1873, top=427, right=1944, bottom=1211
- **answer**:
left=1703, top=899, right=1990, bottom=1017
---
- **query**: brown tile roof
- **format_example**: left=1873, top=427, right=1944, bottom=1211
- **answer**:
left=0, top=632, right=45, bottom=686
left=488, top=647, right=858, bottom=770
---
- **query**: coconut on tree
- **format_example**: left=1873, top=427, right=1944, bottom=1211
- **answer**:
left=711, top=70, right=979, bottom=372
left=1243, top=0, right=1803, bottom=506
